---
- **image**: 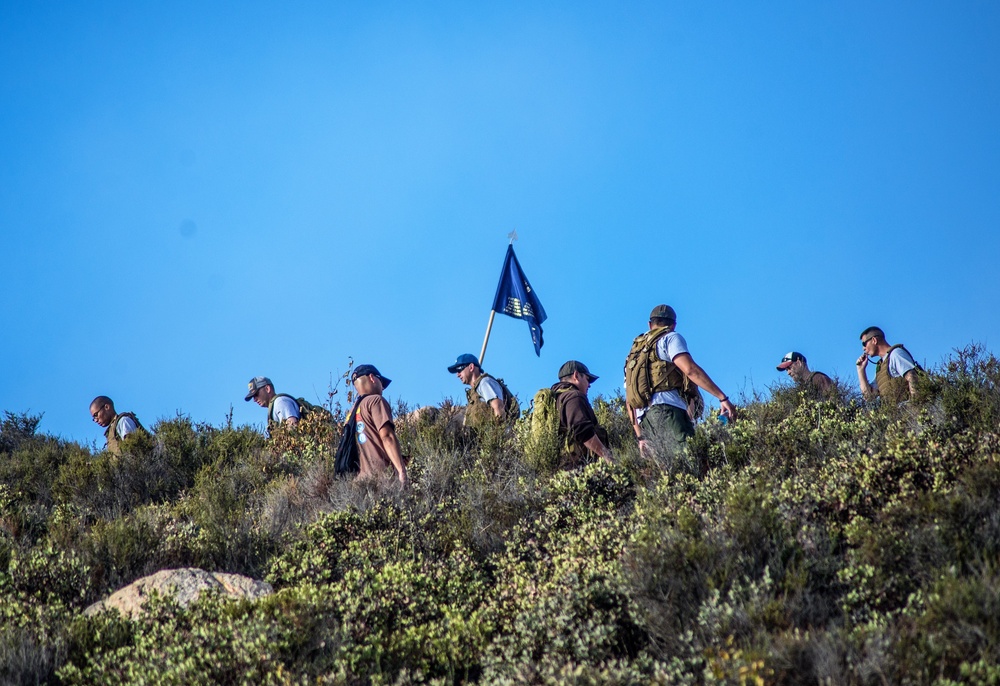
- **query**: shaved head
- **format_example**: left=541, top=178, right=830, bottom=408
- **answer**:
left=90, top=396, right=114, bottom=411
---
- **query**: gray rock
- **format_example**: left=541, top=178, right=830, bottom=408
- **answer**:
left=84, top=567, right=273, bottom=619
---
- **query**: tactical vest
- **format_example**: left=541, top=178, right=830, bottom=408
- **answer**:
left=465, top=373, right=518, bottom=426
left=104, top=412, right=145, bottom=454
left=874, top=344, right=919, bottom=404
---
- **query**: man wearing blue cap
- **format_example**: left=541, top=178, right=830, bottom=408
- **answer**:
left=447, top=353, right=518, bottom=426
left=350, top=364, right=407, bottom=485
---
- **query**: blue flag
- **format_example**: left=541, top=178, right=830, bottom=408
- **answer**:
left=491, top=244, right=547, bottom=355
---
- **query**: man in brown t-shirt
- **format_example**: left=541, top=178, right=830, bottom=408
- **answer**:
left=350, top=364, right=408, bottom=486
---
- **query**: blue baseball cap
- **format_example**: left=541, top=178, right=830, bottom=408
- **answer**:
left=447, top=353, right=479, bottom=374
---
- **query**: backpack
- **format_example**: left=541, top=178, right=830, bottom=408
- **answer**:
left=333, top=395, right=369, bottom=476
left=529, top=387, right=560, bottom=447
left=624, top=328, right=705, bottom=421
left=271, top=393, right=333, bottom=424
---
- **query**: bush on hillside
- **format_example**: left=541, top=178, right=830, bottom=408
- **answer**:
left=2, top=346, right=1000, bottom=683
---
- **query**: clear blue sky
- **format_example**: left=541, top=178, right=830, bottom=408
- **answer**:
left=4, top=2, right=999, bottom=446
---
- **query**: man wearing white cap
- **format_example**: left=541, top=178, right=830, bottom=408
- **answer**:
left=776, top=352, right=834, bottom=397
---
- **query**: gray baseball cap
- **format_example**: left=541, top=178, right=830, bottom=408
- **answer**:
left=245, top=376, right=272, bottom=401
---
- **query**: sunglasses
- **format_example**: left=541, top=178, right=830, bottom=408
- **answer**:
left=861, top=337, right=875, bottom=348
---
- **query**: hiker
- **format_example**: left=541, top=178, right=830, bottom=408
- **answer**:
left=625, top=304, right=735, bottom=458
left=89, top=396, right=148, bottom=454
left=350, top=364, right=408, bottom=485
left=776, top=351, right=834, bottom=396
left=244, top=376, right=299, bottom=430
left=552, top=360, right=612, bottom=466
left=447, top=353, right=518, bottom=427
left=856, top=327, right=921, bottom=403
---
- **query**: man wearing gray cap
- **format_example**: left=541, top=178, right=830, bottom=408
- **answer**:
left=551, top=360, right=611, bottom=466
left=245, top=376, right=299, bottom=431
left=625, top=304, right=735, bottom=460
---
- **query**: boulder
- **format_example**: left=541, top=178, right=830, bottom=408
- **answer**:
left=400, top=404, right=466, bottom=433
left=84, top=567, right=273, bottom=619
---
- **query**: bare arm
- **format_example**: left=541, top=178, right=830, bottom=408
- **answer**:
left=489, top=398, right=505, bottom=418
left=583, top=434, right=612, bottom=461
left=856, top=354, right=875, bottom=400
left=904, top=369, right=918, bottom=398
left=378, top=424, right=408, bottom=486
left=626, top=402, right=639, bottom=437
left=672, top=352, right=735, bottom=418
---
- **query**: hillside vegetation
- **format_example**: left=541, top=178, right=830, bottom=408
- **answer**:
left=2, top=345, right=1000, bottom=685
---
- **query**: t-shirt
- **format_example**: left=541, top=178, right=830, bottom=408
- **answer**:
left=355, top=394, right=396, bottom=478
left=116, top=415, right=138, bottom=439
left=636, top=331, right=689, bottom=420
left=886, top=347, right=917, bottom=378
left=476, top=376, right=503, bottom=403
left=271, top=395, right=301, bottom=424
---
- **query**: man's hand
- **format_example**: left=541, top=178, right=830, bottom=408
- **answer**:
left=719, top=398, right=736, bottom=420
left=856, top=353, right=869, bottom=371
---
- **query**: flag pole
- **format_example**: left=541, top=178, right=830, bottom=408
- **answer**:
left=479, top=310, right=496, bottom=366
left=480, top=230, right=518, bottom=366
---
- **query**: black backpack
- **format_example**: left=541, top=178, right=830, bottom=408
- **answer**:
left=333, top=395, right=369, bottom=476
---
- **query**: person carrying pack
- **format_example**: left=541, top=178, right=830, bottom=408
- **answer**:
left=624, top=305, right=735, bottom=459
left=244, top=376, right=304, bottom=434
left=89, top=395, right=150, bottom=455
left=776, top=351, right=835, bottom=398
left=447, top=353, right=520, bottom=428
left=550, top=360, right=611, bottom=468
left=338, top=364, right=407, bottom=485
left=857, top=327, right=924, bottom=404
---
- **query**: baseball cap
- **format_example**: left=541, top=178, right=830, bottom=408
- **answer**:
left=244, top=376, right=272, bottom=401
left=447, top=353, right=479, bottom=374
left=776, top=352, right=805, bottom=371
left=351, top=364, right=392, bottom=389
left=649, top=304, right=676, bottom=321
left=558, top=360, right=598, bottom=382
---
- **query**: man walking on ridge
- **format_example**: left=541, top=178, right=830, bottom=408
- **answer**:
left=552, top=360, right=612, bottom=467
left=245, top=376, right=299, bottom=432
left=89, top=396, right=148, bottom=454
left=856, top=326, right=921, bottom=403
left=350, top=364, right=408, bottom=486
left=776, top=351, right=834, bottom=397
left=447, top=353, right=518, bottom=427
left=625, top=304, right=735, bottom=462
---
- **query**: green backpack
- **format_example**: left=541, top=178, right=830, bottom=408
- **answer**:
left=529, top=387, right=560, bottom=446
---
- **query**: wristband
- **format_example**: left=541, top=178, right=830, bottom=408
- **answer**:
left=719, top=396, right=729, bottom=403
